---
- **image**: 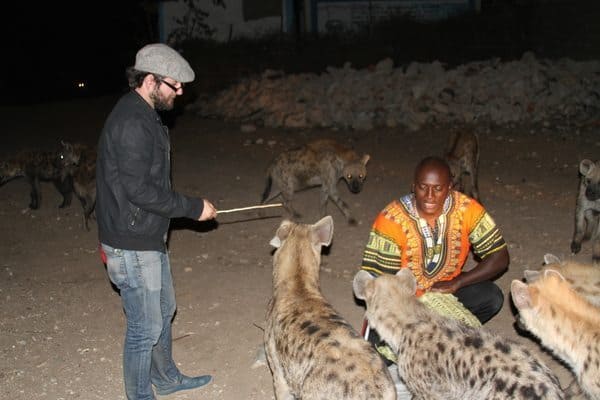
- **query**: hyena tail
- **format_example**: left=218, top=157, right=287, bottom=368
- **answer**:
left=261, top=176, right=273, bottom=204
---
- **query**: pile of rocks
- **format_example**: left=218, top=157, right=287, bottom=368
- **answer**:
left=192, top=52, right=600, bottom=131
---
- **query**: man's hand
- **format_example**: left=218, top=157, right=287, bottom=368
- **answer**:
left=430, top=247, right=510, bottom=294
left=429, top=279, right=461, bottom=294
left=198, top=199, right=217, bottom=221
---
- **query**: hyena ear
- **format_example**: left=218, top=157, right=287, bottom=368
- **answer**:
left=270, top=220, right=294, bottom=248
left=579, top=159, right=595, bottom=177
left=353, top=270, right=375, bottom=300
left=395, top=269, right=417, bottom=294
left=361, top=154, right=370, bottom=166
left=523, top=270, right=541, bottom=283
left=510, top=280, right=532, bottom=310
left=543, top=253, right=561, bottom=265
left=312, top=215, right=334, bottom=247
left=543, top=269, right=566, bottom=281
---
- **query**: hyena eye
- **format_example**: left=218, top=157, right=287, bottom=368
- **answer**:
left=359, top=174, right=364, bottom=179
left=347, top=174, right=352, bottom=179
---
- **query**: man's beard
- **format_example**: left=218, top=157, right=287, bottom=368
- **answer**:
left=150, top=86, right=174, bottom=111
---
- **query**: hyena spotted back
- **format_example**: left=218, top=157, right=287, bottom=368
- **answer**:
left=261, top=139, right=370, bottom=225
left=523, top=253, right=600, bottom=307
left=0, top=141, right=78, bottom=209
left=571, top=159, right=600, bottom=264
left=511, top=269, right=600, bottom=400
left=353, top=269, right=564, bottom=400
left=445, top=130, right=480, bottom=201
left=265, top=216, right=396, bottom=400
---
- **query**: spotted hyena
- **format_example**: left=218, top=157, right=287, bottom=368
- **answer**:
left=511, top=269, right=600, bottom=400
left=265, top=216, right=396, bottom=400
left=445, top=129, right=480, bottom=201
left=353, top=269, right=564, bottom=400
left=261, top=139, right=370, bottom=225
left=66, top=144, right=97, bottom=230
left=523, top=253, right=600, bottom=307
left=0, top=141, right=78, bottom=209
left=571, top=159, right=600, bottom=264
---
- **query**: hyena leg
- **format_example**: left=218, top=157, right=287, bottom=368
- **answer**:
left=320, top=185, right=356, bottom=225
left=460, top=173, right=472, bottom=197
left=265, top=346, right=294, bottom=400
left=83, top=196, right=96, bottom=231
left=54, top=176, right=73, bottom=208
left=79, top=196, right=89, bottom=231
left=453, top=174, right=465, bottom=193
left=593, top=238, right=600, bottom=264
left=471, top=174, right=480, bottom=201
left=592, top=219, right=600, bottom=263
left=77, top=195, right=93, bottom=231
left=462, top=173, right=479, bottom=201
left=272, top=370, right=295, bottom=400
left=28, top=176, right=41, bottom=209
left=281, top=190, right=301, bottom=219
left=472, top=157, right=480, bottom=201
left=571, top=205, right=588, bottom=254
left=466, top=165, right=480, bottom=201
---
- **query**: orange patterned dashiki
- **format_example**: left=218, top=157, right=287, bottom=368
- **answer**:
left=361, top=191, right=506, bottom=296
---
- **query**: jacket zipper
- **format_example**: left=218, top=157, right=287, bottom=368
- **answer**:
left=130, top=207, right=140, bottom=226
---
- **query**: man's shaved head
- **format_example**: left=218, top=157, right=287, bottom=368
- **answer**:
left=414, top=156, right=451, bottom=183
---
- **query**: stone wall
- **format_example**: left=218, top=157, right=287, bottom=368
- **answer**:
left=193, top=52, right=600, bottom=131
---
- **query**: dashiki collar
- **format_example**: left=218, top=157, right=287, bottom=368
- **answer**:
left=400, top=193, right=453, bottom=277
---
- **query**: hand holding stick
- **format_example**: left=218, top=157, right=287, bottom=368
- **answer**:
left=216, top=203, right=283, bottom=215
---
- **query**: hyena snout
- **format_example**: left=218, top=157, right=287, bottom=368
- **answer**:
left=585, top=183, right=600, bottom=201
left=344, top=175, right=365, bottom=193
left=346, top=177, right=364, bottom=193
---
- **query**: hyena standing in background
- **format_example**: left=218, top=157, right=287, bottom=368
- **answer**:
left=261, top=138, right=370, bottom=225
left=0, top=141, right=78, bottom=209
left=445, top=129, right=480, bottom=201
left=511, top=269, right=600, bottom=400
left=523, top=253, right=600, bottom=307
left=353, top=269, right=564, bottom=400
left=265, top=216, right=396, bottom=400
left=571, top=159, right=600, bottom=264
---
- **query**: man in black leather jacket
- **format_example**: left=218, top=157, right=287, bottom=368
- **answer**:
left=96, top=43, right=216, bottom=400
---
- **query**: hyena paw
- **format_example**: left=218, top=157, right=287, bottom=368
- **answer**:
left=570, top=241, right=581, bottom=254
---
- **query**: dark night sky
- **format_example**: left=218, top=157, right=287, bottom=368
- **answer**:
left=2, top=2, right=153, bottom=104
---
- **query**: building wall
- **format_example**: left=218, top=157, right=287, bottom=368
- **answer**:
left=313, top=0, right=478, bottom=34
left=159, top=0, right=480, bottom=42
left=160, top=0, right=282, bottom=43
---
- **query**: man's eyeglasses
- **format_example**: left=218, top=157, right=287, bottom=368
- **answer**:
left=160, top=79, right=184, bottom=93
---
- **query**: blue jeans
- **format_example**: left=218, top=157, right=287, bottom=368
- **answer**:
left=102, top=244, right=182, bottom=400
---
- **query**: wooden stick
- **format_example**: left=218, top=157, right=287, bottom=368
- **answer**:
left=216, top=203, right=283, bottom=214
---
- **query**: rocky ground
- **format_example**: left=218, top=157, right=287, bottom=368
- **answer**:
left=0, top=95, right=598, bottom=399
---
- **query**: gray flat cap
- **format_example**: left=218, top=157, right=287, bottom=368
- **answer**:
left=134, top=43, right=195, bottom=83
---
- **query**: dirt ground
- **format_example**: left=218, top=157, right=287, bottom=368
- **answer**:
left=1, top=95, right=598, bottom=400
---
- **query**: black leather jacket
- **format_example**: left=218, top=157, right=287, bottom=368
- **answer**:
left=96, top=91, right=203, bottom=251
